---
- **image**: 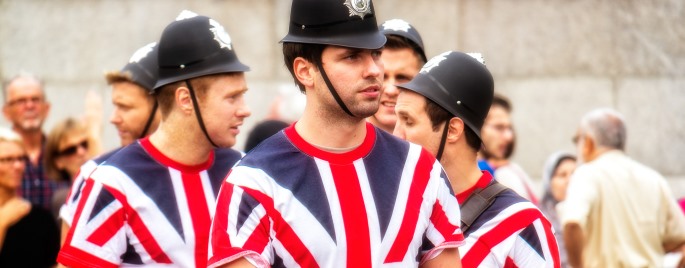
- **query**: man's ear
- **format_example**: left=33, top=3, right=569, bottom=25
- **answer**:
left=175, top=85, right=194, bottom=115
left=583, top=134, right=595, bottom=159
left=293, top=57, right=316, bottom=89
left=446, top=117, right=465, bottom=143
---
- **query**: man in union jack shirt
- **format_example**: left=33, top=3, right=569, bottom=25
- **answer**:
left=59, top=41, right=161, bottom=246
left=394, top=51, right=560, bottom=267
left=207, top=0, right=464, bottom=268
left=57, top=11, right=251, bottom=268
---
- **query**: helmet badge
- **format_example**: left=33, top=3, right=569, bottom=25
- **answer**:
left=129, top=42, right=156, bottom=63
left=382, top=19, right=411, bottom=32
left=421, top=51, right=451, bottom=74
left=466, top=53, right=486, bottom=65
left=209, top=19, right=233, bottom=50
left=344, top=0, right=371, bottom=19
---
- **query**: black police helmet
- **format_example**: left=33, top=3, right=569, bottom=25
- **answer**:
left=398, top=51, right=494, bottom=139
left=380, top=19, right=426, bottom=62
left=154, top=11, right=249, bottom=91
left=281, top=0, right=386, bottom=49
left=111, top=42, right=159, bottom=92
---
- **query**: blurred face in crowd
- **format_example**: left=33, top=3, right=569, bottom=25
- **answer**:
left=481, top=105, right=513, bottom=160
left=315, top=46, right=383, bottom=118
left=110, top=81, right=158, bottom=146
left=0, top=140, right=26, bottom=192
left=393, top=90, right=442, bottom=155
left=198, top=73, right=251, bottom=148
left=55, top=132, right=90, bottom=178
left=2, top=77, right=50, bottom=132
left=550, top=158, right=576, bottom=201
left=369, top=47, right=421, bottom=132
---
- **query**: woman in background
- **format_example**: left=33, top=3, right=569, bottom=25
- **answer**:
left=45, top=117, right=95, bottom=219
left=539, top=151, right=577, bottom=268
left=0, top=127, right=60, bottom=267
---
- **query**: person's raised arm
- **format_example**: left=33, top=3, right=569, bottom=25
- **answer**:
left=420, top=247, right=462, bottom=268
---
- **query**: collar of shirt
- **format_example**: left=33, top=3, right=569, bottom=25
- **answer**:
left=456, top=171, right=494, bottom=204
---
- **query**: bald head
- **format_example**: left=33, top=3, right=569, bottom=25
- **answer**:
left=2, top=74, right=45, bottom=103
left=579, top=108, right=626, bottom=151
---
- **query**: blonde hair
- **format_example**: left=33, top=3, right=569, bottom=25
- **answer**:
left=44, top=117, right=90, bottom=182
left=0, top=127, right=24, bottom=149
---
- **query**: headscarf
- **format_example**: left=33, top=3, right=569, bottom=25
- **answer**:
left=540, top=151, right=576, bottom=268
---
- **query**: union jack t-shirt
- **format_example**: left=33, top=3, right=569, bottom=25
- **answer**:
left=58, top=138, right=243, bottom=268
left=208, top=123, right=464, bottom=267
left=60, top=148, right=121, bottom=226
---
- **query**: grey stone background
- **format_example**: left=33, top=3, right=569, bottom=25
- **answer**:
left=1, top=0, right=684, bottom=196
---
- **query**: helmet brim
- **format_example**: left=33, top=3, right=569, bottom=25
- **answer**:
left=154, top=61, right=249, bottom=90
left=398, top=77, right=483, bottom=139
left=281, top=30, right=387, bottom=50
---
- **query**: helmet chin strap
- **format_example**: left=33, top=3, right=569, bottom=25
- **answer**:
left=435, top=120, right=450, bottom=161
left=185, top=80, right=219, bottom=148
left=314, top=60, right=356, bottom=117
left=139, top=101, right=158, bottom=139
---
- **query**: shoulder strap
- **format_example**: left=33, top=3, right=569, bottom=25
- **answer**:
left=460, top=180, right=509, bottom=233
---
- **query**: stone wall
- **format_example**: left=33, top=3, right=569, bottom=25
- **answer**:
left=1, top=0, right=683, bottom=195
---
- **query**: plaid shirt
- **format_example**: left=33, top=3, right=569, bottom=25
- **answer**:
left=20, top=147, right=59, bottom=211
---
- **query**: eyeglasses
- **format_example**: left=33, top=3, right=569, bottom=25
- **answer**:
left=56, top=140, right=89, bottom=157
left=0, top=155, right=26, bottom=165
left=6, top=96, right=44, bottom=107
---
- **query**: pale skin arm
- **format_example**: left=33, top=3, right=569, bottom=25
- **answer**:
left=420, top=247, right=462, bottom=268
left=564, top=222, right=584, bottom=268
left=216, top=257, right=256, bottom=268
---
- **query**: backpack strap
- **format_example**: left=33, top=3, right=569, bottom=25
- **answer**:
left=460, top=180, right=509, bottom=233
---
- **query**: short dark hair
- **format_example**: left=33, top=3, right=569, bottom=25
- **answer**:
left=282, top=42, right=326, bottom=93
left=155, top=73, right=234, bottom=117
left=384, top=34, right=427, bottom=64
left=492, top=93, right=512, bottom=112
left=425, top=98, right=481, bottom=152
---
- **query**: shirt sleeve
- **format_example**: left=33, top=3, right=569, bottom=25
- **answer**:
left=507, top=216, right=561, bottom=268
left=559, top=165, right=598, bottom=228
left=59, top=161, right=97, bottom=226
left=659, top=177, right=685, bottom=247
left=419, top=162, right=465, bottom=264
left=208, top=180, right=272, bottom=268
left=57, top=178, right=127, bottom=268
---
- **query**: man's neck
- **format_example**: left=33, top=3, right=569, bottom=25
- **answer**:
left=367, top=117, right=392, bottom=133
left=487, top=158, right=509, bottom=169
left=295, top=108, right=367, bottom=150
left=148, top=121, right=213, bottom=166
left=442, top=149, right=482, bottom=195
left=14, top=126, right=43, bottom=163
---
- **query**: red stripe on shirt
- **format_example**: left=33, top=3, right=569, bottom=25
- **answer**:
left=105, top=185, right=173, bottom=264
left=242, top=214, right=271, bottom=254
left=330, top=163, right=372, bottom=267
left=243, top=187, right=319, bottom=268
left=209, top=181, right=235, bottom=265
left=430, top=201, right=463, bottom=242
left=540, top=215, right=561, bottom=267
left=86, top=207, right=126, bottom=246
left=385, top=149, right=434, bottom=263
left=504, top=256, right=519, bottom=268
left=58, top=244, right=119, bottom=268
left=62, top=178, right=95, bottom=247
left=182, top=172, right=212, bottom=268
left=461, top=208, right=544, bottom=267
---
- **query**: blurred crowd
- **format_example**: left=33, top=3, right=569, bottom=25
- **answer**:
left=1, top=1, right=684, bottom=268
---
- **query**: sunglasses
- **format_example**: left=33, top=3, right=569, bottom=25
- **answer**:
left=0, top=155, right=26, bottom=165
left=57, top=140, right=89, bottom=157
